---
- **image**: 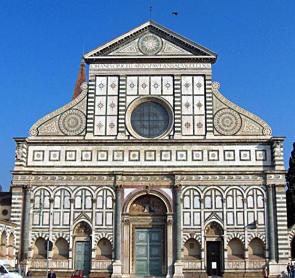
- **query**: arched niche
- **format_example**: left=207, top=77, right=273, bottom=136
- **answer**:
left=183, top=239, right=201, bottom=260
left=248, top=238, right=265, bottom=259
left=96, top=238, right=112, bottom=260
left=33, top=237, right=46, bottom=259
left=53, top=238, right=69, bottom=259
left=227, top=238, right=244, bottom=260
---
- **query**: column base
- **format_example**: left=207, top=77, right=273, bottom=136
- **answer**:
left=111, top=260, right=122, bottom=278
left=173, top=261, right=184, bottom=278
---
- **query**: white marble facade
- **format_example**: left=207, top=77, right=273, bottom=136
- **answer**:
left=10, top=21, right=288, bottom=278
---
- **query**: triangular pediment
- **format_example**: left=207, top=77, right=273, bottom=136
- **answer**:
left=84, top=21, right=217, bottom=62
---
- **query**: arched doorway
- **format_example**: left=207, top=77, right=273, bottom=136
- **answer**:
left=205, top=222, right=224, bottom=276
left=292, top=237, right=295, bottom=260
left=122, top=192, right=172, bottom=276
left=73, top=221, right=92, bottom=275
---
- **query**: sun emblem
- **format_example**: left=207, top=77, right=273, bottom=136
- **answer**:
left=138, top=33, right=163, bottom=55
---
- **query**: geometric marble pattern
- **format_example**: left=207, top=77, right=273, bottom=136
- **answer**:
left=28, top=145, right=272, bottom=167
left=94, top=76, right=119, bottom=136
left=181, top=76, right=205, bottom=136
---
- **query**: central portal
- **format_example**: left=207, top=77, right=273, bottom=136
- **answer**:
left=122, top=192, right=172, bottom=277
left=135, top=228, right=164, bottom=276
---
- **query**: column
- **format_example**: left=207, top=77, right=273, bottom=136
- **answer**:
left=22, top=185, right=31, bottom=260
left=92, top=198, right=97, bottom=264
left=267, top=184, right=276, bottom=262
left=173, top=184, right=184, bottom=278
left=69, top=198, right=74, bottom=269
left=112, top=185, right=122, bottom=278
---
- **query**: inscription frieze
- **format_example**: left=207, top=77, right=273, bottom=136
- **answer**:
left=90, top=63, right=211, bottom=70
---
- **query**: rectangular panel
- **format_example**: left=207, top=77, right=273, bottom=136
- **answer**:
left=137, top=231, right=147, bottom=242
left=162, top=76, right=173, bottom=95
left=227, top=212, right=234, bottom=225
left=53, top=212, right=60, bottom=225
left=150, top=76, right=161, bottom=95
left=96, top=212, right=103, bottom=225
left=107, top=96, right=118, bottom=115
left=107, top=76, right=118, bottom=95
left=193, top=76, right=205, bottom=95
left=236, top=212, right=244, bottom=225
left=63, top=212, right=70, bottom=225
left=94, top=116, right=106, bottom=136
left=194, top=115, right=205, bottom=135
left=105, top=212, right=113, bottom=226
left=33, top=212, right=40, bottom=225
left=126, top=76, right=138, bottom=95
left=193, top=212, right=201, bottom=225
left=106, top=116, right=117, bottom=136
left=43, top=212, right=50, bottom=225
left=194, top=95, right=205, bottom=115
left=150, top=231, right=160, bottom=242
left=257, top=211, right=265, bottom=225
left=182, top=76, right=193, bottom=95
left=183, top=212, right=191, bottom=226
left=96, top=76, right=107, bottom=95
left=247, top=211, right=255, bottom=225
left=182, top=116, right=194, bottom=135
left=136, top=246, right=148, bottom=257
left=95, top=96, right=106, bottom=115
left=138, top=76, right=150, bottom=95
left=182, top=95, right=193, bottom=115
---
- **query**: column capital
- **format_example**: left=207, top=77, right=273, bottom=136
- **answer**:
left=23, top=184, right=32, bottom=191
left=173, top=183, right=182, bottom=192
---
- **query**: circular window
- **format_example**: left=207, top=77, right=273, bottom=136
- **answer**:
left=2, top=209, right=8, bottom=216
left=127, top=97, right=173, bottom=139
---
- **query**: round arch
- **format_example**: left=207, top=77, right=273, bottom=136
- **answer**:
left=123, top=189, right=173, bottom=214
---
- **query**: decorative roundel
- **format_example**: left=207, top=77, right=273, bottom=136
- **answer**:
left=214, top=108, right=242, bottom=135
left=138, top=33, right=163, bottom=55
left=58, top=109, right=86, bottom=135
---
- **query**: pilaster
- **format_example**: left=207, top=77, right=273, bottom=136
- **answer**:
left=22, top=185, right=32, bottom=260
left=267, top=184, right=277, bottom=262
left=173, top=183, right=184, bottom=278
left=112, top=182, right=123, bottom=278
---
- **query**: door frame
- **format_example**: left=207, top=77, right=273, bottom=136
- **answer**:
left=134, top=227, right=164, bottom=276
left=121, top=190, right=173, bottom=277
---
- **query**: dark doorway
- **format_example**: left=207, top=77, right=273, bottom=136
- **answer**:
left=292, top=238, right=295, bottom=259
left=206, top=241, right=222, bottom=276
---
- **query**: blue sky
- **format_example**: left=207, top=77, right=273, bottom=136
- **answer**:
left=0, top=0, right=294, bottom=190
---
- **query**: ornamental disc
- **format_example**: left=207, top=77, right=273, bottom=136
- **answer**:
left=138, top=33, right=163, bottom=55
left=59, top=109, right=86, bottom=135
left=214, top=108, right=242, bottom=135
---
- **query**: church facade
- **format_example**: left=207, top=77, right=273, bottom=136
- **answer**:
left=11, top=21, right=288, bottom=277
